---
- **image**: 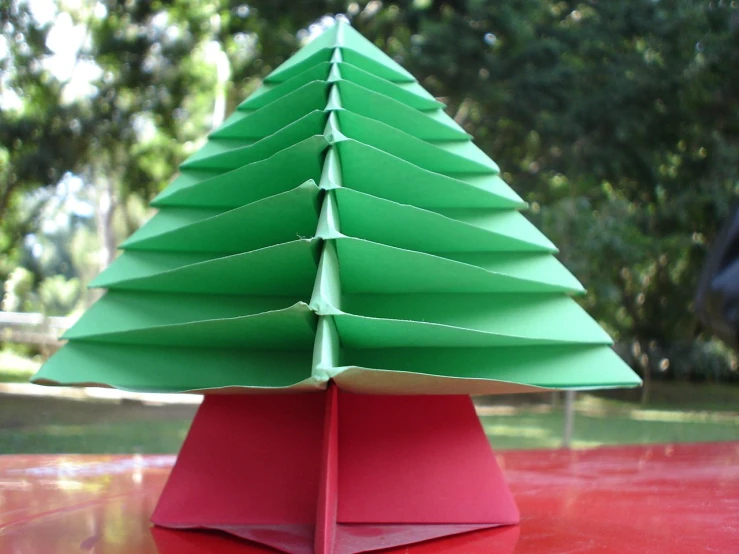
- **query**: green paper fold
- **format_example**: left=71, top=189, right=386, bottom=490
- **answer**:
left=33, top=20, right=641, bottom=395
left=124, top=182, right=321, bottom=254
left=152, top=135, right=328, bottom=208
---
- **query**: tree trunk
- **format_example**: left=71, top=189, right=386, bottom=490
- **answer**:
left=550, top=390, right=560, bottom=408
left=641, top=357, right=651, bottom=404
left=562, top=390, right=576, bottom=449
left=95, top=176, right=118, bottom=270
left=212, top=46, right=231, bottom=129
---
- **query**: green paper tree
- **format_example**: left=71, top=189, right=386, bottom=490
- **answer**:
left=32, top=21, right=641, bottom=395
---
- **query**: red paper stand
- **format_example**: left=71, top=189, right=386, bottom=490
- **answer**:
left=152, top=384, right=519, bottom=554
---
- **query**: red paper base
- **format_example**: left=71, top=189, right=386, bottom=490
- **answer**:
left=152, top=385, right=519, bottom=554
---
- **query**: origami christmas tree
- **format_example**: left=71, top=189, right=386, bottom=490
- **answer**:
left=32, top=20, right=641, bottom=554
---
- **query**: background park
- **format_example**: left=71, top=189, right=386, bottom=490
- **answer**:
left=1, top=0, right=738, bottom=454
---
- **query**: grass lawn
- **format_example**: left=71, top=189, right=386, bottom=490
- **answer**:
left=0, top=350, right=40, bottom=383
left=1, top=384, right=737, bottom=454
left=0, top=395, right=196, bottom=454
left=480, top=408, right=739, bottom=450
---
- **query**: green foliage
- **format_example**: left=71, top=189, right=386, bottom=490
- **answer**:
left=0, top=349, right=40, bottom=383
left=2, top=266, right=82, bottom=316
left=1, top=0, right=738, bottom=384
left=37, top=275, right=82, bottom=316
left=384, top=0, right=739, bottom=382
left=2, top=267, right=35, bottom=313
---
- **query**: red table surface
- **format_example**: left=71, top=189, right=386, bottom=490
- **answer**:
left=1, top=442, right=738, bottom=553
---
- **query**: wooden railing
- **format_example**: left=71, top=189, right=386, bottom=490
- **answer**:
left=0, top=311, right=74, bottom=347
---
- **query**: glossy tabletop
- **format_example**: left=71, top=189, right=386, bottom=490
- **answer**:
left=1, top=442, right=738, bottom=553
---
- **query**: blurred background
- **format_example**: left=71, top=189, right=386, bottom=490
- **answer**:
left=1, top=0, right=738, bottom=454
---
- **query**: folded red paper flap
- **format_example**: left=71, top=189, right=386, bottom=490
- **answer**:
left=334, top=523, right=501, bottom=554
left=315, top=383, right=339, bottom=554
left=152, top=393, right=325, bottom=527
left=378, top=524, right=521, bottom=554
left=153, top=524, right=315, bottom=554
left=150, top=526, right=269, bottom=553
left=337, top=393, right=519, bottom=525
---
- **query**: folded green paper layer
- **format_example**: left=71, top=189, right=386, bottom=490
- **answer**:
left=124, top=182, right=321, bottom=254
left=338, top=345, right=638, bottom=392
left=32, top=20, right=640, bottom=395
left=264, top=48, right=335, bottom=84
left=64, top=292, right=316, bottom=349
left=181, top=110, right=326, bottom=170
left=332, top=187, right=555, bottom=254
left=239, top=63, right=333, bottom=110
left=333, top=80, right=469, bottom=141
left=34, top=342, right=318, bottom=392
left=330, top=293, right=612, bottom=348
left=242, top=61, right=441, bottom=112
left=212, top=81, right=330, bottom=140
left=331, top=237, right=580, bottom=294
left=90, top=240, right=319, bottom=295
left=65, top=291, right=305, bottom=336
left=264, top=23, right=415, bottom=84
left=335, top=140, right=525, bottom=209
left=152, top=135, right=328, bottom=208
left=335, top=110, right=497, bottom=174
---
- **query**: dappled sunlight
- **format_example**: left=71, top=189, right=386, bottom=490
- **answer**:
left=570, top=439, right=606, bottom=449
left=53, top=478, right=88, bottom=491
left=476, top=404, right=554, bottom=416
left=482, top=416, right=565, bottom=450
left=1, top=418, right=192, bottom=455
left=37, top=424, right=97, bottom=436
left=480, top=397, right=739, bottom=450
left=574, top=393, right=623, bottom=412
left=628, top=409, right=739, bottom=425
left=483, top=424, right=552, bottom=439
